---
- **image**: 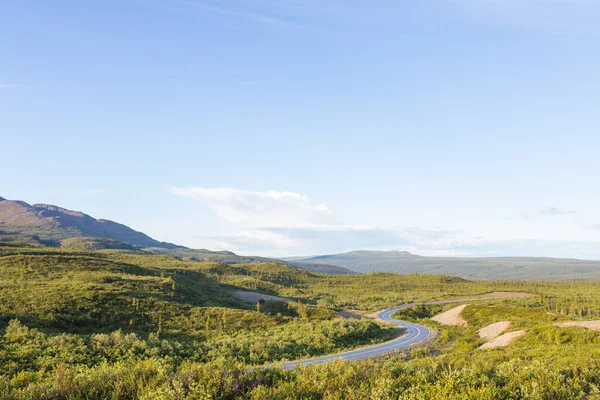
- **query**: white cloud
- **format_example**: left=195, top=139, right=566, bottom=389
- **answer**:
left=170, top=186, right=600, bottom=259
left=403, top=226, right=460, bottom=244
left=439, top=238, right=600, bottom=260
left=170, top=187, right=334, bottom=228
left=539, top=206, right=576, bottom=216
left=155, top=0, right=600, bottom=34
left=166, top=0, right=308, bottom=28
left=170, top=186, right=410, bottom=255
left=190, top=229, right=300, bottom=252
left=190, top=4, right=292, bottom=27
left=190, top=226, right=408, bottom=256
left=520, top=206, right=577, bottom=220
left=0, top=84, right=31, bottom=89
left=186, top=223, right=600, bottom=260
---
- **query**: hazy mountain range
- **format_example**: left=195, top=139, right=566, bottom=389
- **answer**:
left=4, top=195, right=600, bottom=280
left=0, top=196, right=352, bottom=274
left=286, top=250, right=600, bottom=280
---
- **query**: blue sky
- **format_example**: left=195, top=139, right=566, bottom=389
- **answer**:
left=2, top=0, right=600, bottom=258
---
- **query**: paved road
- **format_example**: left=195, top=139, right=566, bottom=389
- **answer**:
left=270, top=296, right=514, bottom=370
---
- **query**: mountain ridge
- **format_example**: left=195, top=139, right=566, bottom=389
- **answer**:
left=0, top=197, right=181, bottom=249
left=289, top=250, right=600, bottom=280
left=0, top=196, right=353, bottom=275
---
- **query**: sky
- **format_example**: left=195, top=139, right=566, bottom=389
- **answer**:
left=2, top=0, right=600, bottom=259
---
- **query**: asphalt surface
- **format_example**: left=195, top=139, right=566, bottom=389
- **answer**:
left=270, top=297, right=512, bottom=370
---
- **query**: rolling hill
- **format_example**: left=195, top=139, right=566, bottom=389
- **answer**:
left=287, top=250, right=600, bottom=280
left=145, top=246, right=354, bottom=274
left=0, top=196, right=352, bottom=274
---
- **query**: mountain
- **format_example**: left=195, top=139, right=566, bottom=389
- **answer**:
left=0, top=197, right=180, bottom=248
left=288, top=250, right=600, bottom=280
left=0, top=196, right=352, bottom=274
left=146, top=246, right=353, bottom=274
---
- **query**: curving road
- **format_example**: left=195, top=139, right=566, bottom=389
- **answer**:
left=270, top=296, right=516, bottom=370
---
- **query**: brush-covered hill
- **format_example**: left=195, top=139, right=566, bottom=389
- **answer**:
left=3, top=243, right=600, bottom=398
left=147, top=246, right=354, bottom=274
left=0, top=196, right=352, bottom=275
left=0, top=244, right=423, bottom=362
left=58, top=237, right=138, bottom=251
left=288, top=250, right=600, bottom=280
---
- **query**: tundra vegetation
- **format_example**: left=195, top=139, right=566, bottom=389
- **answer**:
left=2, top=243, right=600, bottom=399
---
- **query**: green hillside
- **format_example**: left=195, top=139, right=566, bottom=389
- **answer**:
left=289, top=250, right=600, bottom=280
left=3, top=244, right=600, bottom=397
left=145, top=246, right=354, bottom=274
left=58, top=237, right=138, bottom=251
left=0, top=244, right=392, bottom=366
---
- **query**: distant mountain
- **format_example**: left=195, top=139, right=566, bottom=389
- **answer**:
left=0, top=197, right=180, bottom=248
left=288, top=250, right=600, bottom=280
left=145, top=247, right=354, bottom=274
left=0, top=196, right=353, bottom=275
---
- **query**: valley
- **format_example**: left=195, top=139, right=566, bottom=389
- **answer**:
left=2, top=198, right=600, bottom=398
left=2, top=242, right=600, bottom=398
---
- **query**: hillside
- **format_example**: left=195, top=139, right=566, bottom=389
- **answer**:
left=0, top=196, right=352, bottom=275
left=147, top=246, right=354, bottom=274
left=0, top=197, right=180, bottom=248
left=58, top=237, right=138, bottom=251
left=288, top=250, right=600, bottom=280
left=3, top=244, right=600, bottom=398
